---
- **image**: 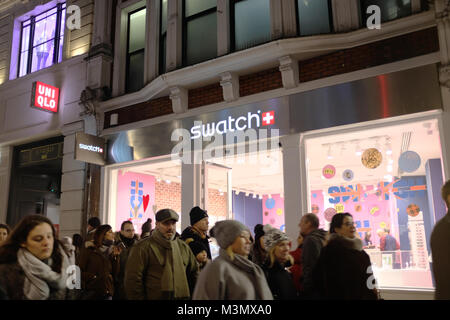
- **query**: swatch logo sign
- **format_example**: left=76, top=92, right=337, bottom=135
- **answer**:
left=79, top=144, right=103, bottom=154
left=190, top=110, right=276, bottom=140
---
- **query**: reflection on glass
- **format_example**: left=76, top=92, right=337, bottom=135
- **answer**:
left=234, top=0, right=271, bottom=51
left=127, top=51, right=145, bottom=93
left=186, top=0, right=216, bottom=17
left=129, top=8, right=146, bottom=54
left=361, top=0, right=412, bottom=23
left=297, top=0, right=331, bottom=36
left=186, top=13, right=217, bottom=65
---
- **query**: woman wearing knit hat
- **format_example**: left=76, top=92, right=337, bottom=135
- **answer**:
left=262, top=225, right=298, bottom=300
left=192, top=220, right=273, bottom=300
left=249, top=224, right=267, bottom=267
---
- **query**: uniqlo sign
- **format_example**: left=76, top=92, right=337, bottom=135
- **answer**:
left=31, top=81, right=60, bottom=113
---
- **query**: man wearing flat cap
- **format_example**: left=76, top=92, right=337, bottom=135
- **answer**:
left=124, top=209, right=198, bottom=300
left=181, top=206, right=212, bottom=260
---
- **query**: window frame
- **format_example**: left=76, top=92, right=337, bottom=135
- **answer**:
left=159, top=0, right=167, bottom=75
left=182, top=0, right=218, bottom=67
left=125, top=6, right=146, bottom=93
left=17, top=2, right=66, bottom=78
left=230, top=0, right=272, bottom=53
left=295, top=0, right=334, bottom=37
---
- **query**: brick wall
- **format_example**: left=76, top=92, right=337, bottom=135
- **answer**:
left=188, top=83, right=224, bottom=109
left=104, top=28, right=439, bottom=129
left=207, top=189, right=227, bottom=218
left=155, top=180, right=181, bottom=214
left=299, top=27, right=439, bottom=82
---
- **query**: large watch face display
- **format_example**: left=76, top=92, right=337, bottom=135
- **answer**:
left=361, top=148, right=383, bottom=169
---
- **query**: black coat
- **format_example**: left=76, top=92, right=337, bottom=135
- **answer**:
left=263, top=261, right=298, bottom=300
left=180, top=226, right=212, bottom=260
left=314, top=234, right=378, bottom=300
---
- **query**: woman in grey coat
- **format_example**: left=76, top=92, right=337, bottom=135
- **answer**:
left=192, top=220, right=273, bottom=300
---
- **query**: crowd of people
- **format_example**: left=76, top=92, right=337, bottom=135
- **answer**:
left=0, top=179, right=449, bottom=300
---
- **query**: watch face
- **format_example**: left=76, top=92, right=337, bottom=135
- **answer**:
left=407, top=204, right=420, bottom=217
left=361, top=148, right=383, bottom=169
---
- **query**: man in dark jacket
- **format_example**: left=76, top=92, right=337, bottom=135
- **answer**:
left=85, top=217, right=101, bottom=247
left=431, top=180, right=450, bottom=300
left=299, top=213, right=327, bottom=299
left=180, top=207, right=212, bottom=260
left=124, top=209, right=198, bottom=300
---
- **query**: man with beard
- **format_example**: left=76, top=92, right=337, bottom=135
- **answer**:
left=124, top=209, right=198, bottom=300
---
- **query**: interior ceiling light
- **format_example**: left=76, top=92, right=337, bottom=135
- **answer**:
left=327, top=144, right=333, bottom=160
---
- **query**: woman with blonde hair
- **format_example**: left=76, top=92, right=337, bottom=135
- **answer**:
left=262, top=225, right=298, bottom=300
left=192, top=220, right=273, bottom=300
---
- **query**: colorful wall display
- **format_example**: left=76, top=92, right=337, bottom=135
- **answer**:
left=262, top=194, right=285, bottom=230
left=399, top=151, right=421, bottom=173
left=322, top=165, right=336, bottom=179
left=361, top=148, right=383, bottom=169
left=116, top=171, right=156, bottom=233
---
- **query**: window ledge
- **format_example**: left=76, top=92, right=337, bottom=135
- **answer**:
left=99, top=11, right=436, bottom=114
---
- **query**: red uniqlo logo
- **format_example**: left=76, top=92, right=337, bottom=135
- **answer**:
left=32, top=81, right=60, bottom=113
left=262, top=111, right=275, bottom=126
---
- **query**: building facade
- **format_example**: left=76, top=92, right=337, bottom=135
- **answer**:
left=1, top=0, right=450, bottom=299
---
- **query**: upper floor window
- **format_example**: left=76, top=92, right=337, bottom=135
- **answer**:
left=183, top=0, right=217, bottom=66
left=18, top=3, right=66, bottom=77
left=126, top=7, right=146, bottom=93
left=231, top=0, right=271, bottom=52
left=159, top=0, right=168, bottom=74
left=360, top=0, right=412, bottom=24
left=296, top=0, right=332, bottom=36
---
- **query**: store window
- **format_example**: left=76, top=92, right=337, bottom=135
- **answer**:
left=18, top=3, right=66, bottom=77
left=107, top=159, right=182, bottom=236
left=206, top=149, right=285, bottom=259
left=126, top=7, right=146, bottom=93
left=360, top=0, right=412, bottom=24
left=305, top=118, right=446, bottom=289
left=296, top=0, right=332, bottom=36
left=231, top=0, right=271, bottom=52
left=183, top=0, right=217, bottom=66
left=159, top=0, right=168, bottom=74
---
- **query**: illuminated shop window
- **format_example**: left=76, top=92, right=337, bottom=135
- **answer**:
left=305, top=119, right=445, bottom=289
left=18, top=3, right=66, bottom=77
left=126, top=7, right=146, bottom=93
left=183, top=0, right=217, bottom=66
left=296, top=0, right=332, bottom=36
left=360, top=0, right=412, bottom=23
left=108, top=159, right=182, bottom=236
left=231, top=0, right=271, bottom=52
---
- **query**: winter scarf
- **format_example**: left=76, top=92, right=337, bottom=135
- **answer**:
left=152, top=229, right=190, bottom=298
left=220, top=249, right=273, bottom=300
left=328, top=233, right=363, bottom=251
left=119, top=234, right=136, bottom=248
left=17, top=247, right=69, bottom=300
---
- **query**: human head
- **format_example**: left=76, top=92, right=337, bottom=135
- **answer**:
left=72, top=233, right=83, bottom=248
left=330, top=213, right=356, bottom=239
left=190, top=207, right=209, bottom=232
left=442, top=179, right=450, bottom=208
left=376, top=229, right=385, bottom=238
left=189, top=241, right=208, bottom=263
left=155, top=209, right=179, bottom=240
left=141, top=218, right=152, bottom=236
left=87, top=217, right=101, bottom=232
left=365, top=231, right=371, bottom=239
left=299, top=213, right=319, bottom=236
left=253, top=224, right=265, bottom=251
left=0, top=223, right=11, bottom=245
left=120, top=221, right=135, bottom=239
left=0, top=215, right=66, bottom=272
left=210, top=220, right=252, bottom=259
left=93, top=225, right=113, bottom=247
left=263, top=225, right=293, bottom=267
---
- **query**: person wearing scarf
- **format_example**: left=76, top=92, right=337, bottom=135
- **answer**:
left=313, top=213, right=379, bottom=300
left=124, top=209, right=198, bottom=300
left=192, top=220, right=273, bottom=300
left=79, top=224, right=121, bottom=300
left=0, top=215, right=71, bottom=300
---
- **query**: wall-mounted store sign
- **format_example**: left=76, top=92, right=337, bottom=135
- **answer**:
left=31, top=81, right=60, bottom=113
left=75, top=132, right=106, bottom=165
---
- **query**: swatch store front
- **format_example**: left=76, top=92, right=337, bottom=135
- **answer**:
left=101, top=64, right=447, bottom=295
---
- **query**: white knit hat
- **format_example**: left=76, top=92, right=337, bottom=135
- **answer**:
left=263, top=224, right=290, bottom=252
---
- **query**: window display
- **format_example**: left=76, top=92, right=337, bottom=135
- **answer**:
left=305, top=118, right=445, bottom=289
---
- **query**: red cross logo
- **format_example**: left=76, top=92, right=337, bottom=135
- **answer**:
left=262, top=111, right=275, bottom=126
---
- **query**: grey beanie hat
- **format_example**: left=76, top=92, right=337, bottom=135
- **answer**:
left=263, top=224, right=290, bottom=252
left=210, top=220, right=250, bottom=249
